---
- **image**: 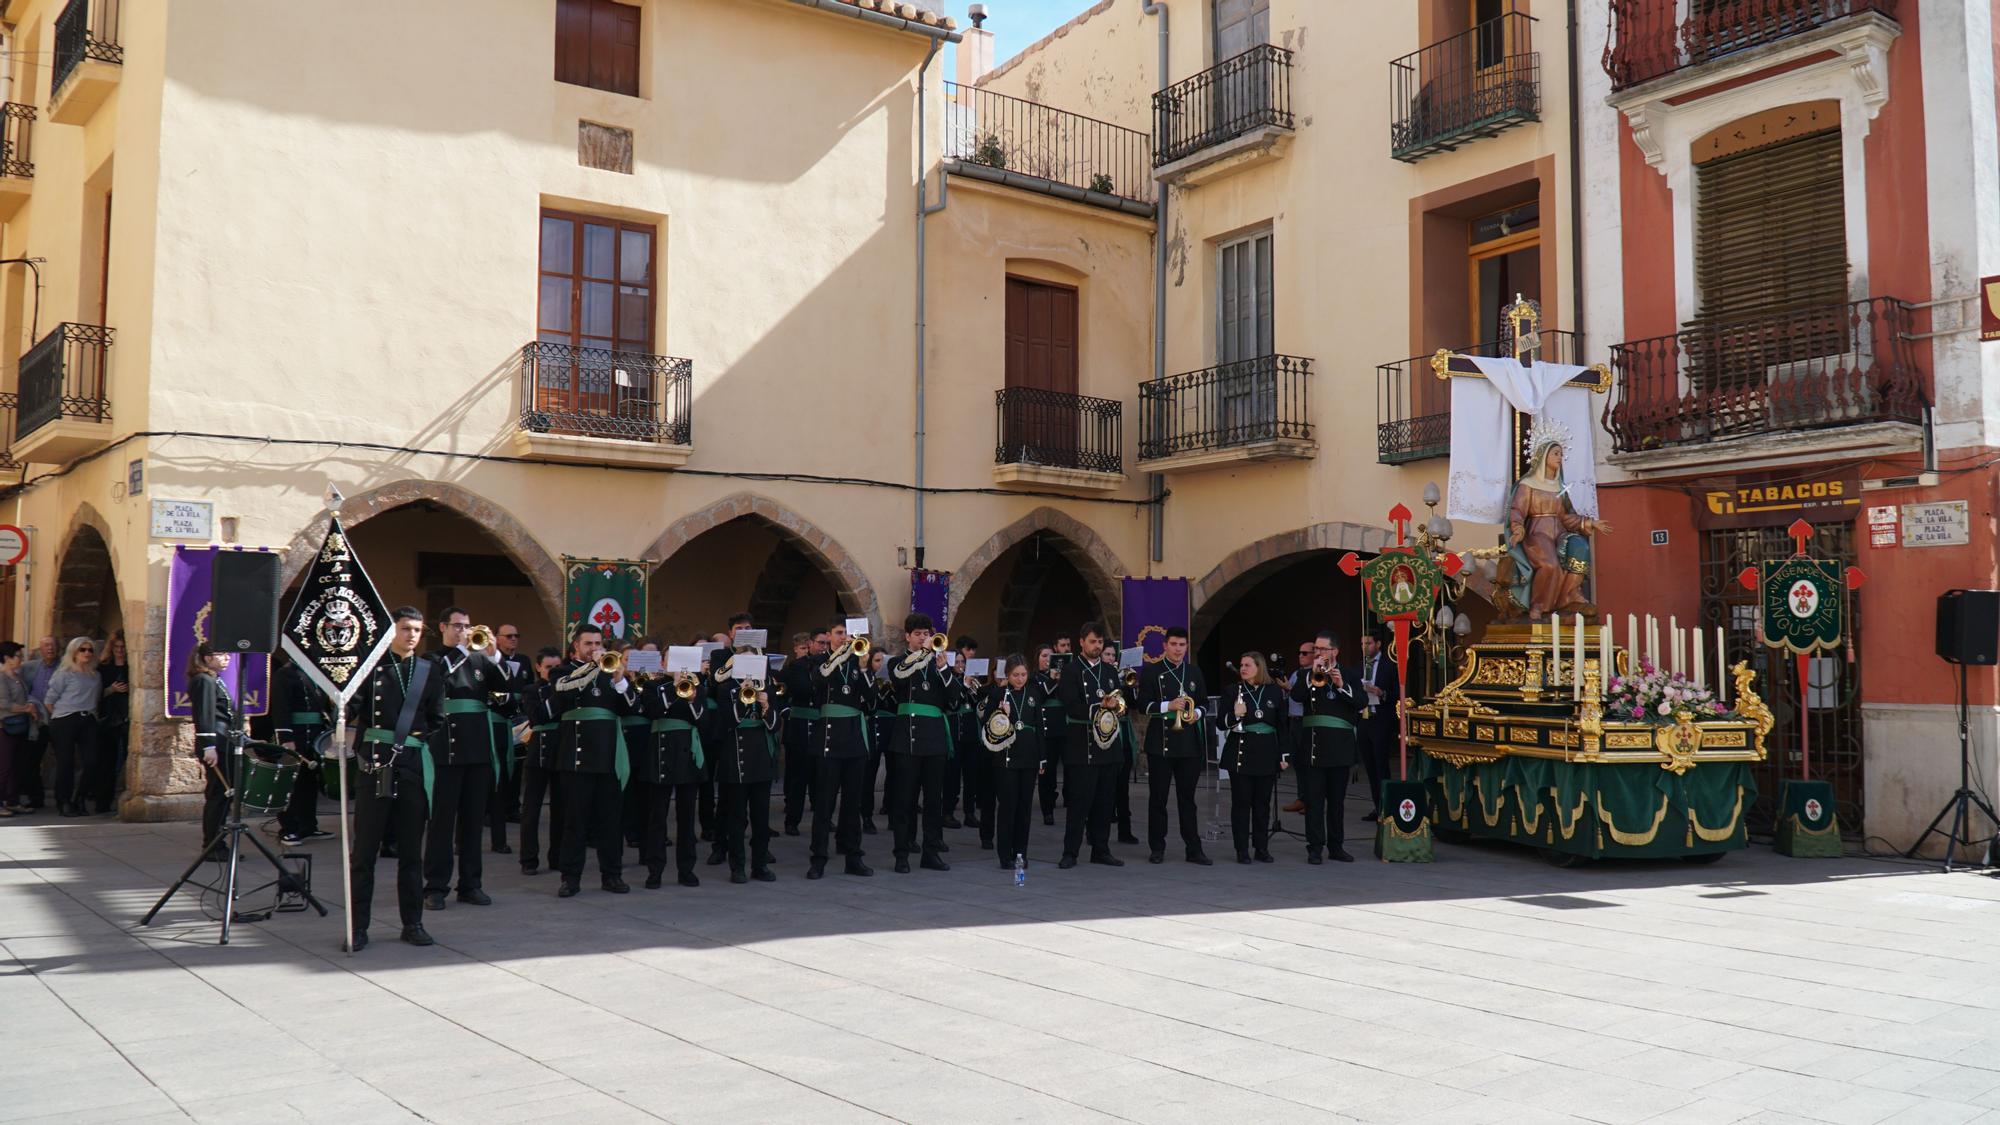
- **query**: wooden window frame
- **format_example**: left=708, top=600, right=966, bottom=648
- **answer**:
left=555, top=0, right=642, bottom=98
left=537, top=206, right=657, bottom=356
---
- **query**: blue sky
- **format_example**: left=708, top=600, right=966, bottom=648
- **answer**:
left=945, top=0, right=1095, bottom=74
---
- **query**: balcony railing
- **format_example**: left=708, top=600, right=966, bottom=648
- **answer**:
left=1138, top=354, right=1312, bottom=462
left=1377, top=330, right=1581, bottom=464
left=0, top=392, right=21, bottom=473
left=17, top=323, right=112, bottom=440
left=1605, top=296, right=1924, bottom=454
left=944, top=82, right=1154, bottom=206
left=1152, top=44, right=1294, bottom=167
left=52, top=0, right=122, bottom=99
left=994, top=387, right=1123, bottom=475
left=1, top=103, right=34, bottom=178
left=1390, top=10, right=1540, bottom=161
left=1604, top=0, right=1897, bottom=92
left=518, top=342, right=692, bottom=446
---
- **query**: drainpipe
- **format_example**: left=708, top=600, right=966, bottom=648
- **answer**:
left=1143, top=0, right=1169, bottom=567
left=915, top=38, right=947, bottom=570
left=1567, top=0, right=1584, bottom=342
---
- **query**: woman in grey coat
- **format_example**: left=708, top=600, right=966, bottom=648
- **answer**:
left=44, top=637, right=104, bottom=817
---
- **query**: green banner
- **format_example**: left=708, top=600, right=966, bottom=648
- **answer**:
left=1360, top=548, right=1446, bottom=620
left=564, top=557, right=648, bottom=645
left=1759, top=557, right=1842, bottom=655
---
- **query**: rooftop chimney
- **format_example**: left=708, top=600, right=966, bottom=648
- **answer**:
left=957, top=5, right=994, bottom=86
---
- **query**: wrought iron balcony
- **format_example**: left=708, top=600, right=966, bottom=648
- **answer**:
left=1137, top=354, right=1313, bottom=469
left=16, top=322, right=112, bottom=459
left=1603, top=0, right=1897, bottom=92
left=0, top=392, right=22, bottom=476
left=1152, top=45, right=1294, bottom=168
left=1, top=103, right=33, bottom=179
left=994, top=387, right=1123, bottom=477
left=1391, top=10, right=1540, bottom=161
left=1376, top=331, right=1581, bottom=465
left=943, top=82, right=1154, bottom=209
left=1605, top=297, right=1924, bottom=454
left=52, top=0, right=121, bottom=100
left=518, top=342, right=692, bottom=447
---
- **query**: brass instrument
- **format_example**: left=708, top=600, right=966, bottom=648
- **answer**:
left=1170, top=690, right=1191, bottom=733
left=772, top=678, right=788, bottom=700
left=1089, top=688, right=1127, bottom=751
left=928, top=634, right=950, bottom=654
left=466, top=624, right=494, bottom=652
left=597, top=650, right=624, bottom=677
left=1120, top=667, right=1140, bottom=691
left=1100, top=689, right=1128, bottom=718
left=1309, top=660, right=1329, bottom=689
left=673, top=672, right=700, bottom=700
left=737, top=679, right=761, bottom=707
left=849, top=635, right=870, bottom=658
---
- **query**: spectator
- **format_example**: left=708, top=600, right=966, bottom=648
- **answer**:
left=18, top=635, right=57, bottom=811
left=44, top=637, right=104, bottom=817
left=97, top=631, right=131, bottom=812
left=0, top=641, right=28, bottom=815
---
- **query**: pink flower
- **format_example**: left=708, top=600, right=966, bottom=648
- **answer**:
left=1629, top=705, right=1645, bottom=719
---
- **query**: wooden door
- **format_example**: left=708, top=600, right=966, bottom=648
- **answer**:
left=1003, top=276, right=1079, bottom=465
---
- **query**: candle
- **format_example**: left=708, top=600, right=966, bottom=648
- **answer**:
left=1646, top=616, right=1658, bottom=670
left=1693, top=625, right=1705, bottom=692
left=1601, top=616, right=1613, bottom=686
left=1717, top=626, right=1728, bottom=704
left=1627, top=614, right=1638, bottom=671
left=1573, top=613, right=1584, bottom=702
left=1676, top=625, right=1687, bottom=678
left=1668, top=616, right=1678, bottom=676
left=1550, top=619, right=1561, bottom=687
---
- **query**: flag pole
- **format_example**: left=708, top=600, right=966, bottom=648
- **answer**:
left=334, top=693, right=354, bottom=955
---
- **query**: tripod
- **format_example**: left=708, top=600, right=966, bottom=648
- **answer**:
left=142, top=683, right=329, bottom=943
left=1905, top=662, right=1999, bottom=873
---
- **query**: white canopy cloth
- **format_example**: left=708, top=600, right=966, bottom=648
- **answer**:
left=1445, top=356, right=1600, bottom=524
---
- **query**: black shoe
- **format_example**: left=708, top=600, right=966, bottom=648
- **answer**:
left=1332, top=849, right=1355, bottom=863
left=456, top=889, right=492, bottom=906
left=1237, top=851, right=1253, bottom=865
left=1043, top=813, right=1056, bottom=826
left=941, top=815, right=962, bottom=829
left=784, top=824, right=801, bottom=837
left=845, top=858, right=873, bottom=877
left=752, top=867, right=776, bottom=882
left=1090, top=851, right=1124, bottom=867
left=964, top=816, right=982, bottom=830
left=305, top=828, right=335, bottom=840
left=1186, top=852, right=1213, bottom=866
left=920, top=854, right=950, bottom=872
left=1254, top=850, right=1275, bottom=864
left=1058, top=855, right=1078, bottom=870
left=400, top=926, right=434, bottom=947
left=602, top=876, right=630, bottom=894
left=678, top=872, right=700, bottom=887
left=707, top=848, right=727, bottom=866
left=1148, top=851, right=1165, bottom=864
left=862, top=819, right=878, bottom=835
left=379, top=844, right=398, bottom=859
left=730, top=869, right=749, bottom=884
left=807, top=861, right=827, bottom=880
left=1307, top=850, right=1323, bottom=865
left=1117, top=832, right=1140, bottom=845
left=1361, top=810, right=1380, bottom=823
left=280, top=832, right=306, bottom=846
left=558, top=879, right=580, bottom=898
left=700, top=829, right=716, bottom=842
left=758, top=851, right=777, bottom=867
left=346, top=931, right=368, bottom=952
left=423, top=892, right=447, bottom=911
left=520, top=862, right=540, bottom=876
left=644, top=872, right=662, bottom=889
left=493, top=842, right=513, bottom=855
left=894, top=857, right=911, bottom=874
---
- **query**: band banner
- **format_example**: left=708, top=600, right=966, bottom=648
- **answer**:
left=565, top=557, right=647, bottom=644
left=164, top=546, right=271, bottom=718
left=910, top=568, right=950, bottom=626
left=1121, top=577, right=1189, bottom=663
left=279, top=515, right=394, bottom=706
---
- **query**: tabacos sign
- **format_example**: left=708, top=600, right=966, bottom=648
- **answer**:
left=1697, top=471, right=1860, bottom=530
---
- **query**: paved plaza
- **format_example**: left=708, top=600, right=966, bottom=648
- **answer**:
left=4, top=791, right=2000, bottom=1125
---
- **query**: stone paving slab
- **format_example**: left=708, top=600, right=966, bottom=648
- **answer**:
left=2, top=794, right=1998, bottom=1125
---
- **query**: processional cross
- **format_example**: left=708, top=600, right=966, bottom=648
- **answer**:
left=1429, top=296, right=1613, bottom=476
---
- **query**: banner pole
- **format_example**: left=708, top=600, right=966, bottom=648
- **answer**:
left=334, top=698, right=354, bottom=955
left=1796, top=651, right=1810, bottom=783
left=1393, top=618, right=1411, bottom=780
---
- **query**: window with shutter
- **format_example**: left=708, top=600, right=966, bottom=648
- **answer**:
left=555, top=0, right=640, bottom=97
left=536, top=209, right=657, bottom=424
left=1003, top=277, right=1081, bottom=466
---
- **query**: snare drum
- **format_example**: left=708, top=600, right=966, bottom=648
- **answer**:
left=237, top=755, right=299, bottom=816
left=315, top=731, right=364, bottom=797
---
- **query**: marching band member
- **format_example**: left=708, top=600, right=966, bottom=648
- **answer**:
left=345, top=608, right=447, bottom=949
left=275, top=658, right=330, bottom=846
left=635, top=658, right=706, bottom=889
left=1281, top=642, right=1315, bottom=815
left=779, top=631, right=819, bottom=836
left=1054, top=622, right=1127, bottom=869
left=1137, top=626, right=1212, bottom=866
left=1356, top=628, right=1401, bottom=822
left=517, top=647, right=564, bottom=876
left=944, top=635, right=980, bottom=833
left=805, top=621, right=873, bottom=879
left=979, top=654, right=1045, bottom=868
left=551, top=625, right=637, bottom=897
left=486, top=624, right=531, bottom=856
left=711, top=644, right=779, bottom=884
left=865, top=649, right=895, bottom=836
left=888, top=613, right=961, bottom=873
left=1220, top=652, right=1288, bottom=863
left=189, top=644, right=236, bottom=859
left=1035, top=643, right=1065, bottom=825
left=1291, top=629, right=1362, bottom=864
left=1107, top=644, right=1138, bottom=845
left=423, top=608, right=512, bottom=911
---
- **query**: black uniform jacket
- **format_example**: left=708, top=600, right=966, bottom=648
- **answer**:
left=424, top=647, right=513, bottom=766
left=549, top=660, right=636, bottom=775
left=807, top=649, right=871, bottom=758
left=1055, top=657, right=1128, bottom=767
left=1219, top=682, right=1290, bottom=776
left=1289, top=665, right=1364, bottom=768
left=636, top=680, right=706, bottom=786
left=1356, top=651, right=1402, bottom=743
left=1033, top=669, right=1067, bottom=751
left=189, top=671, right=237, bottom=760
left=1137, top=658, right=1208, bottom=757
left=888, top=651, right=965, bottom=757
left=344, top=652, right=447, bottom=775
left=709, top=675, right=778, bottom=783
left=275, top=663, right=328, bottom=751
left=978, top=682, right=1046, bottom=772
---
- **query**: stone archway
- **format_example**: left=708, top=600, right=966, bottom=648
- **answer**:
left=641, top=493, right=881, bottom=634
left=52, top=502, right=120, bottom=641
left=1190, top=521, right=1392, bottom=641
left=946, top=507, right=1126, bottom=637
left=281, top=479, right=566, bottom=628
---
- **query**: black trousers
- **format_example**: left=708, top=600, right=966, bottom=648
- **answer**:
left=941, top=750, right=962, bottom=816
left=19, top=730, right=46, bottom=807
left=1114, top=755, right=1133, bottom=832
left=96, top=717, right=128, bottom=809
left=350, top=774, right=427, bottom=933
left=638, top=781, right=697, bottom=878
left=1359, top=729, right=1392, bottom=813
left=1298, top=763, right=1351, bottom=855
left=279, top=760, right=320, bottom=837
left=488, top=756, right=516, bottom=851
left=863, top=745, right=884, bottom=817
left=994, top=767, right=1037, bottom=863
left=557, top=771, right=623, bottom=880
left=889, top=752, right=947, bottom=859
left=1146, top=752, right=1205, bottom=856
left=1061, top=761, right=1116, bottom=858
left=697, top=779, right=717, bottom=839
left=967, top=751, right=995, bottom=839
left=519, top=763, right=562, bottom=871
left=1230, top=773, right=1277, bottom=855
left=782, top=733, right=814, bottom=828
left=719, top=780, right=773, bottom=874
left=49, top=714, right=99, bottom=811
left=425, top=761, right=492, bottom=894
left=1039, top=736, right=1064, bottom=815
left=810, top=754, right=868, bottom=863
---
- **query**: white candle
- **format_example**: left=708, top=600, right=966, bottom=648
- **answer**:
left=1717, top=626, right=1728, bottom=704
left=1601, top=616, right=1613, bottom=686
left=1550, top=620, right=1561, bottom=687
left=1668, top=616, right=1678, bottom=676
left=1573, top=613, right=1584, bottom=702
left=1646, top=616, right=1658, bottom=670
left=1693, top=626, right=1705, bottom=692
left=1676, top=625, right=1687, bottom=678
left=1627, top=614, right=1638, bottom=671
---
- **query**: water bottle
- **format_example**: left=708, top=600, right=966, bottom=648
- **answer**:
left=1013, top=853, right=1026, bottom=888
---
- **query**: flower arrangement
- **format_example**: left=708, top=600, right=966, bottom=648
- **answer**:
left=1604, top=663, right=1736, bottom=726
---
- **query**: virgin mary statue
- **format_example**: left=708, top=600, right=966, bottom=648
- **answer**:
left=1499, top=419, right=1610, bottom=620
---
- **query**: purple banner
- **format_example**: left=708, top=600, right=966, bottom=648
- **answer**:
left=1121, top=576, right=1189, bottom=662
left=164, top=546, right=271, bottom=718
left=910, top=568, right=950, bottom=627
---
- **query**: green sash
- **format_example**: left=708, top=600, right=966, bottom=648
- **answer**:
left=735, top=716, right=776, bottom=760
left=787, top=706, right=822, bottom=721
left=488, top=710, right=514, bottom=778
left=360, top=727, right=434, bottom=806
left=442, top=697, right=501, bottom=785
left=1301, top=714, right=1356, bottom=733
left=1239, top=722, right=1279, bottom=735
left=287, top=711, right=325, bottom=727
left=650, top=717, right=704, bottom=770
left=560, top=706, right=630, bottom=789
left=897, top=701, right=955, bottom=758
left=821, top=702, right=870, bottom=753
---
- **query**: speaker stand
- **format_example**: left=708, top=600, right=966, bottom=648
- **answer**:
left=1905, top=663, right=1999, bottom=873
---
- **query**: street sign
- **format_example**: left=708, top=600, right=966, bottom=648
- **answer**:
left=0, top=524, right=26, bottom=565
left=150, top=498, right=215, bottom=540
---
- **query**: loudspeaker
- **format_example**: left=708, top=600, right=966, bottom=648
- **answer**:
left=209, top=550, right=281, bottom=654
left=1936, top=589, right=2000, bottom=666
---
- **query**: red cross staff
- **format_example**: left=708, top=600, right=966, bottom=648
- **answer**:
left=1737, top=519, right=1866, bottom=782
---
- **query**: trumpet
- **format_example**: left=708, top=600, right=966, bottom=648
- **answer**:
left=1120, top=667, right=1140, bottom=691
left=1099, top=689, right=1128, bottom=717
left=597, top=650, right=624, bottom=677
left=928, top=634, right=950, bottom=654
left=1309, top=660, right=1329, bottom=689
left=737, top=678, right=762, bottom=707
left=1170, top=690, right=1192, bottom=733
left=849, top=635, right=871, bottom=658
left=467, top=624, right=494, bottom=652
left=673, top=672, right=700, bottom=700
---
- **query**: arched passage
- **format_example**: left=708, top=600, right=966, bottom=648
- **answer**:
left=642, top=493, right=879, bottom=643
left=281, top=481, right=564, bottom=642
left=1189, top=521, right=1390, bottom=685
left=52, top=505, right=121, bottom=641
left=946, top=508, right=1126, bottom=652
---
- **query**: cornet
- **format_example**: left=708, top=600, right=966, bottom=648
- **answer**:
left=673, top=672, right=700, bottom=700
left=1309, top=660, right=1329, bottom=689
left=737, top=678, right=764, bottom=709
left=597, top=650, right=624, bottom=677
left=1170, top=690, right=1192, bottom=733
left=1120, top=667, right=1140, bottom=691
left=466, top=625, right=495, bottom=652
left=928, top=634, right=950, bottom=655
left=849, top=635, right=871, bottom=658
